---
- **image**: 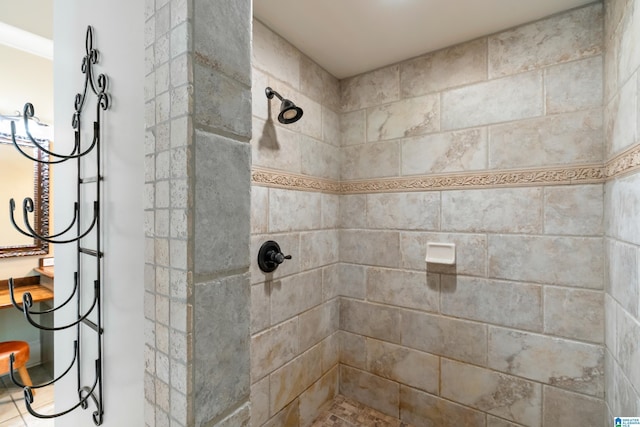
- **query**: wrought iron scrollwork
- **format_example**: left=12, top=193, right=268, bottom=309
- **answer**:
left=5, top=25, right=106, bottom=425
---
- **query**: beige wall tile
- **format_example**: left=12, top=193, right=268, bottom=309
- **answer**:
left=441, top=71, right=543, bottom=130
left=252, top=20, right=300, bottom=89
left=543, top=386, right=605, bottom=426
left=441, top=276, right=542, bottom=331
left=300, top=137, right=341, bottom=180
left=618, top=0, right=640, bottom=84
left=299, top=300, right=339, bottom=352
left=544, top=287, right=604, bottom=343
left=339, top=330, right=367, bottom=370
left=340, top=110, right=367, bottom=147
left=299, top=229, right=339, bottom=271
left=605, top=294, right=618, bottom=355
left=441, top=359, right=542, bottom=426
left=604, top=30, right=619, bottom=104
left=488, top=110, right=603, bottom=169
left=322, top=194, right=340, bottom=229
left=401, top=310, right=487, bottom=365
left=605, top=175, right=640, bottom=245
left=544, top=184, right=604, bottom=236
left=486, top=415, right=520, bottom=427
left=339, top=365, right=400, bottom=418
left=251, top=282, right=270, bottom=334
left=322, top=106, right=341, bottom=147
left=269, top=188, right=322, bottom=233
left=270, top=344, right=323, bottom=415
left=366, top=267, right=439, bottom=313
left=250, top=376, right=270, bottom=427
left=271, top=269, right=323, bottom=325
left=251, top=118, right=302, bottom=173
left=400, top=38, right=488, bottom=98
left=366, top=192, right=440, bottom=231
left=605, top=0, right=630, bottom=43
left=607, top=347, right=640, bottom=417
left=321, top=332, right=340, bottom=372
left=366, top=339, right=439, bottom=394
left=545, top=56, right=604, bottom=114
left=488, top=235, right=604, bottom=289
left=606, top=76, right=638, bottom=157
left=606, top=239, right=639, bottom=317
left=252, top=68, right=269, bottom=120
left=323, top=263, right=367, bottom=300
left=400, top=232, right=487, bottom=276
left=339, top=194, right=367, bottom=229
left=488, top=3, right=603, bottom=77
left=251, top=185, right=269, bottom=235
left=341, top=65, right=400, bottom=112
left=339, top=230, right=400, bottom=268
left=400, top=386, right=487, bottom=427
left=251, top=317, right=298, bottom=382
left=366, top=94, right=440, bottom=142
left=300, top=54, right=339, bottom=110
left=442, top=187, right=543, bottom=234
left=340, top=298, right=401, bottom=344
left=616, top=305, right=640, bottom=390
left=263, top=400, right=299, bottom=427
left=298, top=367, right=339, bottom=427
left=341, top=141, right=400, bottom=180
left=488, top=327, right=604, bottom=397
left=402, top=128, right=487, bottom=175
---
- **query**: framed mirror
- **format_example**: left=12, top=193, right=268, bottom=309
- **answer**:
left=0, top=137, right=50, bottom=258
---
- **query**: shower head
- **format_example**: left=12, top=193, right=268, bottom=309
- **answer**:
left=265, top=87, right=304, bottom=124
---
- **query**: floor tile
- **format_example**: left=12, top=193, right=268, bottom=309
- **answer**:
left=0, top=390, right=20, bottom=424
left=310, top=395, right=414, bottom=427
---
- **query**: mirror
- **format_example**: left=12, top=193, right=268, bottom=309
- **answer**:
left=0, top=137, right=49, bottom=258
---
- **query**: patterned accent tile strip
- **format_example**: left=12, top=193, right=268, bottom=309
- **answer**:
left=252, top=142, right=640, bottom=194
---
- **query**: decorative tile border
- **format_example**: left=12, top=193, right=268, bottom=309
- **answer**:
left=340, top=165, right=604, bottom=194
left=252, top=144, right=640, bottom=194
left=605, top=143, right=640, bottom=178
left=252, top=167, right=341, bottom=193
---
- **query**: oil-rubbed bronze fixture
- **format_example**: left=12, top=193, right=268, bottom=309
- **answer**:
left=258, top=240, right=292, bottom=273
left=265, top=87, right=304, bottom=124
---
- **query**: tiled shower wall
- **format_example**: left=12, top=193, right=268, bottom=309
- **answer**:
left=337, top=3, right=606, bottom=425
left=250, top=2, right=640, bottom=426
left=604, top=0, right=640, bottom=420
left=145, top=1, right=252, bottom=426
left=249, top=20, right=343, bottom=427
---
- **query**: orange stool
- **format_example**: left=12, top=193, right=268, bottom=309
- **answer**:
left=0, top=341, right=34, bottom=391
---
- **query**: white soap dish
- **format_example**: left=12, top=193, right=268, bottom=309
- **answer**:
left=425, top=242, right=456, bottom=265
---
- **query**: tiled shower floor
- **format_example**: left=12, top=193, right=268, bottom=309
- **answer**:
left=310, top=395, right=414, bottom=427
left=0, top=367, right=54, bottom=427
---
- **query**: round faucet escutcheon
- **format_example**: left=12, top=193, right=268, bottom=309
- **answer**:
left=257, top=240, right=292, bottom=273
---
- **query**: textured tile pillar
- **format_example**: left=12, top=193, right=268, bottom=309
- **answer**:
left=144, top=0, right=252, bottom=426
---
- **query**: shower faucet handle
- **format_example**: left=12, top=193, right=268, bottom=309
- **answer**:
left=269, top=250, right=292, bottom=265
left=258, top=240, right=292, bottom=273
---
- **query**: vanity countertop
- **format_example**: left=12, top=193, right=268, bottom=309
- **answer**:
left=0, top=276, right=54, bottom=310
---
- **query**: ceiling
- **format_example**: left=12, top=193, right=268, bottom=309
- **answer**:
left=253, top=0, right=597, bottom=79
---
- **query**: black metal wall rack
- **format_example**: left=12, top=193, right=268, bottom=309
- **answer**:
left=5, top=26, right=107, bottom=425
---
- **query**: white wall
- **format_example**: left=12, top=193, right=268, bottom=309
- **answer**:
left=53, top=1, right=144, bottom=425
